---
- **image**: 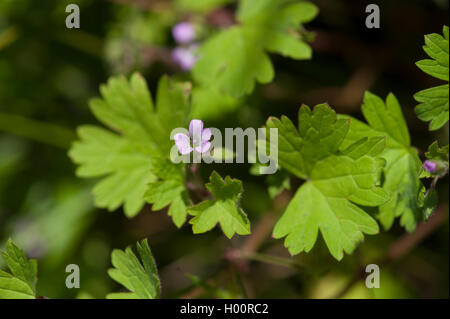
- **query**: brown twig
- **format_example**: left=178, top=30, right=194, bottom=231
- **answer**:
left=226, top=191, right=291, bottom=272
left=333, top=205, right=448, bottom=298
left=385, top=205, right=448, bottom=262
left=181, top=191, right=291, bottom=298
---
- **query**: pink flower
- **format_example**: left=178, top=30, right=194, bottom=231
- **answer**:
left=424, top=160, right=437, bottom=173
left=174, top=119, right=212, bottom=155
left=171, top=45, right=198, bottom=71
left=172, top=22, right=196, bottom=44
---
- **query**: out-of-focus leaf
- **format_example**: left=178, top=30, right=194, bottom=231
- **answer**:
left=190, top=87, right=243, bottom=120
left=193, top=0, right=318, bottom=97
left=175, top=0, right=234, bottom=13
left=0, top=112, right=76, bottom=148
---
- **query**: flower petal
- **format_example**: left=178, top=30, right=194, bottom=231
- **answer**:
left=172, top=22, right=196, bottom=44
left=174, top=133, right=193, bottom=155
left=202, top=128, right=212, bottom=141
left=189, top=119, right=203, bottom=137
left=171, top=47, right=197, bottom=71
left=424, top=160, right=437, bottom=173
left=195, top=141, right=211, bottom=154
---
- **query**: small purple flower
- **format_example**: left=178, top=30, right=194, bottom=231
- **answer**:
left=424, top=160, right=437, bottom=173
left=171, top=45, right=198, bottom=71
left=172, top=22, right=196, bottom=44
left=174, top=119, right=212, bottom=155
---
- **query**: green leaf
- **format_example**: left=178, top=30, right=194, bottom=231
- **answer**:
left=187, top=171, right=251, bottom=239
left=144, top=158, right=190, bottom=228
left=250, top=165, right=290, bottom=198
left=190, top=87, right=243, bottom=120
left=7, top=182, right=94, bottom=266
left=270, top=104, right=388, bottom=260
left=421, top=141, right=449, bottom=178
left=0, top=111, right=76, bottom=149
left=414, top=26, right=449, bottom=130
left=420, top=189, right=438, bottom=221
left=416, top=26, right=449, bottom=81
left=340, top=92, right=424, bottom=232
left=267, top=170, right=291, bottom=199
left=0, top=239, right=37, bottom=299
left=425, top=141, right=449, bottom=164
left=175, top=0, right=233, bottom=13
left=267, top=104, right=350, bottom=179
left=414, top=84, right=449, bottom=131
left=193, top=0, right=318, bottom=97
left=70, top=126, right=155, bottom=217
left=193, top=27, right=274, bottom=98
left=107, top=239, right=160, bottom=299
left=69, top=73, right=191, bottom=218
left=106, top=292, right=139, bottom=299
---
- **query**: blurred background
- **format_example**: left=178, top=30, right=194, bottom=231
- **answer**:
left=0, top=0, right=448, bottom=299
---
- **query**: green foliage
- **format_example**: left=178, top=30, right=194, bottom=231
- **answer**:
left=144, top=158, right=190, bottom=228
left=267, top=170, right=291, bottom=199
left=5, top=182, right=95, bottom=268
left=268, top=104, right=388, bottom=260
left=193, top=0, right=318, bottom=97
left=416, top=26, right=449, bottom=81
left=0, top=112, right=76, bottom=149
left=425, top=141, right=449, bottom=164
left=175, top=0, right=234, bottom=13
left=190, top=87, right=243, bottom=121
left=188, top=171, right=251, bottom=239
left=340, top=92, right=424, bottom=232
left=0, top=239, right=37, bottom=299
left=107, top=239, right=161, bottom=299
left=250, top=164, right=290, bottom=198
left=420, top=188, right=439, bottom=221
left=69, top=73, right=191, bottom=218
left=414, top=26, right=449, bottom=130
left=1, top=1, right=448, bottom=299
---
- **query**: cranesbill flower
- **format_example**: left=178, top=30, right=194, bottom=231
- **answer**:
left=424, top=160, right=437, bottom=173
left=172, top=22, right=196, bottom=44
left=171, top=45, right=198, bottom=71
left=174, top=119, right=211, bottom=155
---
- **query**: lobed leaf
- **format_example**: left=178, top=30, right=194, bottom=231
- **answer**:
left=270, top=103, right=388, bottom=260
left=414, top=26, right=449, bottom=130
left=144, top=158, right=190, bottom=227
left=187, top=171, right=251, bottom=239
left=425, top=141, right=449, bottom=164
left=193, top=0, right=318, bottom=97
left=69, top=73, right=191, bottom=219
left=107, top=239, right=160, bottom=299
left=341, top=92, right=424, bottom=232
left=0, top=239, right=37, bottom=299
